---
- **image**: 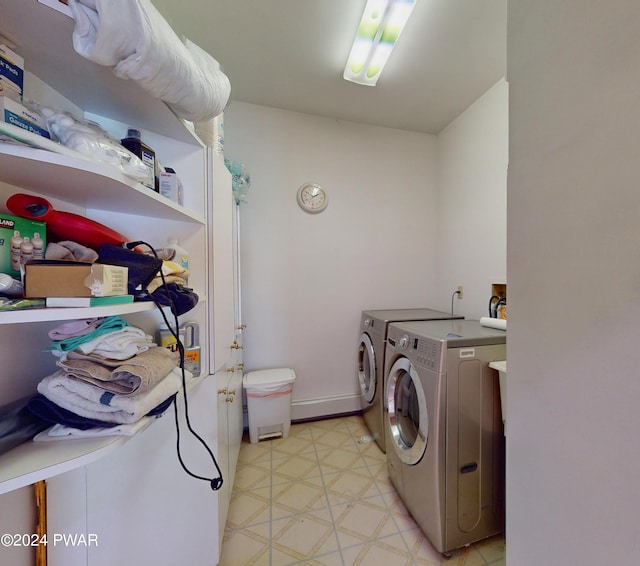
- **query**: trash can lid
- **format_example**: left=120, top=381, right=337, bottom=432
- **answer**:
left=243, top=368, right=296, bottom=387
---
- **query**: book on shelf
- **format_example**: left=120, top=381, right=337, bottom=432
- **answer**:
left=45, top=295, right=134, bottom=308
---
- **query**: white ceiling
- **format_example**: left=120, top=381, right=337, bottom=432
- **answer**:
left=151, top=0, right=506, bottom=135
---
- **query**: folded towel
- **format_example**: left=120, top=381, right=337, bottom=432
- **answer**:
left=68, top=0, right=231, bottom=122
left=37, top=367, right=188, bottom=424
left=48, top=317, right=105, bottom=340
left=45, top=240, right=99, bottom=262
left=34, top=418, right=150, bottom=441
left=27, top=393, right=118, bottom=430
left=74, top=326, right=155, bottom=360
left=57, top=347, right=179, bottom=395
left=48, top=315, right=130, bottom=355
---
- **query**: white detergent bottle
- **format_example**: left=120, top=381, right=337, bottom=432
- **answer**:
left=20, top=236, right=33, bottom=265
left=31, top=233, right=44, bottom=259
left=10, top=231, right=23, bottom=271
left=168, top=238, right=190, bottom=284
left=0, top=273, right=24, bottom=296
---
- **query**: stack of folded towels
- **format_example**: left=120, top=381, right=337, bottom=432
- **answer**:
left=29, top=315, right=188, bottom=439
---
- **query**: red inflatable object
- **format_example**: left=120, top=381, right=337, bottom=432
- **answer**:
left=6, top=193, right=129, bottom=250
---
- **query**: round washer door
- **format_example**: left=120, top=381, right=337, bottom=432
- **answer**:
left=358, top=333, right=376, bottom=404
left=387, top=356, right=428, bottom=465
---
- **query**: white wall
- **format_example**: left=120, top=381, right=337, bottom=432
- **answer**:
left=224, top=103, right=438, bottom=417
left=507, top=2, right=640, bottom=563
left=436, top=79, right=508, bottom=319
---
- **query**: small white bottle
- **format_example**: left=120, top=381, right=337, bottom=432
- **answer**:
left=10, top=231, right=23, bottom=271
left=20, top=236, right=33, bottom=264
left=32, top=233, right=44, bottom=259
left=0, top=273, right=24, bottom=296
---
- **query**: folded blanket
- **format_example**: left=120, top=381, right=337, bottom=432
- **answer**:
left=68, top=0, right=230, bottom=122
left=57, top=347, right=179, bottom=395
left=37, top=367, right=188, bottom=424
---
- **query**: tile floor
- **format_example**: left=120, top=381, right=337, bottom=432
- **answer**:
left=220, top=414, right=505, bottom=566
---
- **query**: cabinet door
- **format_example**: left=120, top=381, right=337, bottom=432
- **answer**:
left=209, top=149, right=236, bottom=374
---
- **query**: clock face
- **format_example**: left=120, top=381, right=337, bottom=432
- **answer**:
left=297, top=183, right=328, bottom=213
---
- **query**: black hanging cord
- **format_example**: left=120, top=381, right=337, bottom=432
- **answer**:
left=123, top=240, right=223, bottom=491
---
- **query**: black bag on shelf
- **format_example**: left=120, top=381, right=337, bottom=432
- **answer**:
left=97, top=244, right=163, bottom=296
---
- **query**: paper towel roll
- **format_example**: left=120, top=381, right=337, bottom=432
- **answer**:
left=480, top=317, right=507, bottom=330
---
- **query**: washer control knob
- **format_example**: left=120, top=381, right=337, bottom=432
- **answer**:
left=364, top=318, right=372, bottom=327
left=398, top=334, right=410, bottom=350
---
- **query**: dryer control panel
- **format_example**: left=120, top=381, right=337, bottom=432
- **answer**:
left=414, top=337, right=443, bottom=372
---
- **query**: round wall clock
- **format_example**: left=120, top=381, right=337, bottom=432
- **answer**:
left=296, top=183, right=328, bottom=214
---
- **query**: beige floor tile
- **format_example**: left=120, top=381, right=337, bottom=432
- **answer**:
left=334, top=497, right=392, bottom=541
left=271, top=452, right=322, bottom=482
left=317, top=447, right=368, bottom=474
left=323, top=468, right=377, bottom=503
left=219, top=528, right=270, bottom=566
left=271, top=478, right=328, bottom=514
left=233, top=462, right=275, bottom=492
left=272, top=513, right=338, bottom=559
left=226, top=489, right=272, bottom=529
left=341, top=539, right=413, bottom=566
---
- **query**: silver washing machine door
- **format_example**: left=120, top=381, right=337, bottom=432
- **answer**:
left=387, top=356, right=428, bottom=465
left=358, top=333, right=376, bottom=404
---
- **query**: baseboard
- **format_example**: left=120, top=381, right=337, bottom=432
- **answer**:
left=290, top=393, right=361, bottom=422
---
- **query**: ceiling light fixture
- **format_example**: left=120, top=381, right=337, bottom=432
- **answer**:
left=343, top=0, right=417, bottom=87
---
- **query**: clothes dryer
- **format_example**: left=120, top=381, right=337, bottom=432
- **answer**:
left=384, top=319, right=505, bottom=556
left=357, top=308, right=462, bottom=453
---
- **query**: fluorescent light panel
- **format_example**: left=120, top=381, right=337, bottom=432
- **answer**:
left=343, top=0, right=416, bottom=86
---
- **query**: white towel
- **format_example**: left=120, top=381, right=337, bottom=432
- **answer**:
left=75, top=327, right=155, bottom=360
left=68, top=0, right=231, bottom=122
left=33, top=418, right=150, bottom=441
left=37, top=367, right=189, bottom=424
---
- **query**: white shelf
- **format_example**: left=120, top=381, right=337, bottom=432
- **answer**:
left=0, top=301, right=158, bottom=325
left=0, top=0, right=201, bottom=145
left=0, top=373, right=209, bottom=496
left=0, top=138, right=205, bottom=224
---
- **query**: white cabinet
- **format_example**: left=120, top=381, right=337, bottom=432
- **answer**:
left=208, top=149, right=244, bottom=540
left=0, top=1, right=239, bottom=565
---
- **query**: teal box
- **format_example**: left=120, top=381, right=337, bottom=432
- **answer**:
left=0, top=214, right=46, bottom=278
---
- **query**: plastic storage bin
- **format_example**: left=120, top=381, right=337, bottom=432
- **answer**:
left=243, top=368, right=296, bottom=443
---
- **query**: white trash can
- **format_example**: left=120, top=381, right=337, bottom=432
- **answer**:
left=243, top=368, right=296, bottom=443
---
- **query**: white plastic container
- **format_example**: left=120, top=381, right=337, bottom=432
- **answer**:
left=243, top=368, right=296, bottom=443
left=0, top=273, right=24, bottom=296
left=167, top=238, right=189, bottom=284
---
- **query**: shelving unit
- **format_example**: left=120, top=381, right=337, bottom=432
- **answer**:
left=0, top=2, right=233, bottom=564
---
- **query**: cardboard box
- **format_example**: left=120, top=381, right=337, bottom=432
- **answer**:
left=0, top=96, right=50, bottom=139
left=24, top=261, right=128, bottom=298
left=0, top=214, right=46, bottom=277
left=0, top=44, right=24, bottom=95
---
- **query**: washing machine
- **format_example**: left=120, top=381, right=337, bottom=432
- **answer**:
left=384, top=319, right=505, bottom=556
left=357, top=309, right=463, bottom=453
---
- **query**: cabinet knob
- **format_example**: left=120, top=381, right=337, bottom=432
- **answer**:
left=218, top=388, right=227, bottom=395
left=230, top=341, right=243, bottom=350
left=237, top=324, right=247, bottom=330
left=225, top=396, right=234, bottom=403
left=226, top=367, right=235, bottom=372
left=228, top=389, right=236, bottom=396
left=237, top=363, right=244, bottom=370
